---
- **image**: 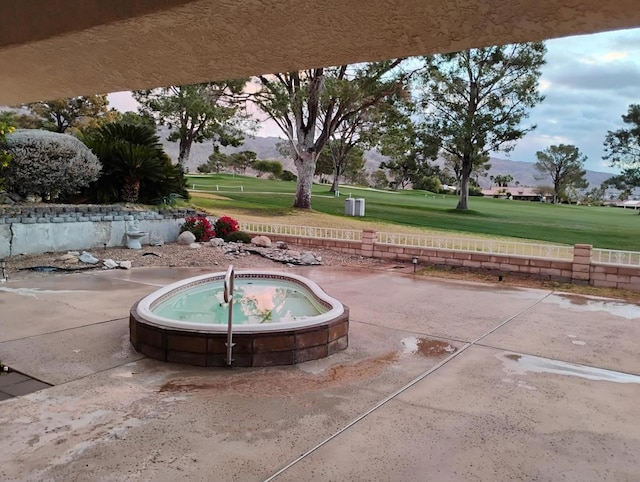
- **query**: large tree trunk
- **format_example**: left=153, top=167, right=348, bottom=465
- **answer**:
left=178, top=138, right=191, bottom=167
left=330, top=174, right=339, bottom=193
left=294, top=151, right=315, bottom=208
left=122, top=177, right=140, bottom=203
left=456, top=159, right=473, bottom=210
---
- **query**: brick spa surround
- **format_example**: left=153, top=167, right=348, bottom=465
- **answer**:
left=130, top=272, right=349, bottom=367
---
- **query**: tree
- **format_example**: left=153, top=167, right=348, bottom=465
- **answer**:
left=413, top=175, right=442, bottom=193
left=253, top=60, right=407, bottom=208
left=0, top=110, right=44, bottom=130
left=205, top=148, right=230, bottom=174
left=316, top=138, right=366, bottom=189
left=603, top=104, right=640, bottom=194
left=534, top=144, right=588, bottom=203
left=229, top=150, right=257, bottom=174
left=107, top=110, right=156, bottom=129
left=603, top=171, right=639, bottom=202
left=25, top=95, right=109, bottom=133
left=583, top=185, right=607, bottom=205
left=82, top=121, right=187, bottom=204
left=493, top=174, right=514, bottom=187
left=443, top=150, right=489, bottom=195
left=134, top=81, right=251, bottom=166
left=5, top=129, right=101, bottom=201
left=253, top=160, right=283, bottom=178
left=420, top=42, right=546, bottom=209
left=371, top=169, right=390, bottom=189
left=533, top=185, right=553, bottom=201
left=376, top=105, right=440, bottom=190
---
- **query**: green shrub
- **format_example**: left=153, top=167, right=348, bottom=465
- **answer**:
left=5, top=129, right=101, bottom=201
left=279, top=170, right=297, bottom=181
left=0, top=122, right=15, bottom=188
left=253, top=160, right=283, bottom=177
left=224, top=230, right=252, bottom=243
left=82, top=121, right=188, bottom=204
left=469, top=185, right=484, bottom=196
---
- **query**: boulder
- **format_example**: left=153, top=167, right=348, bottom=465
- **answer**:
left=103, top=259, right=118, bottom=269
left=119, top=260, right=132, bottom=270
left=79, top=251, right=99, bottom=264
left=177, top=231, right=196, bottom=245
left=300, top=252, right=316, bottom=265
left=251, top=235, right=272, bottom=248
left=276, top=241, right=288, bottom=250
left=189, top=243, right=202, bottom=249
left=210, top=238, right=225, bottom=247
left=149, top=234, right=165, bottom=246
left=57, top=253, right=77, bottom=262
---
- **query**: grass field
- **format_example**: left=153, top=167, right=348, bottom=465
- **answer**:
left=187, top=174, right=640, bottom=250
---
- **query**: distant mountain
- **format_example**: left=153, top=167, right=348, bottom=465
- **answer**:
left=158, top=128, right=612, bottom=188
left=478, top=157, right=611, bottom=189
left=158, top=127, right=291, bottom=172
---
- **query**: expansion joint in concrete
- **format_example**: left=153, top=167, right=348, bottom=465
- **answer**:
left=263, top=292, right=553, bottom=481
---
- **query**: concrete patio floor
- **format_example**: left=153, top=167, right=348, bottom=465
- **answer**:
left=0, top=265, right=639, bottom=481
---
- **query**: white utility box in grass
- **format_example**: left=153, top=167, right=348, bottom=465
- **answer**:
left=354, top=198, right=365, bottom=217
left=344, top=198, right=355, bottom=216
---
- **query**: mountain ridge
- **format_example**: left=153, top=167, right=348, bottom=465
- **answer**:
left=160, top=130, right=612, bottom=189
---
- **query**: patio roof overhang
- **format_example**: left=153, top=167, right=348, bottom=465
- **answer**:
left=2, top=0, right=640, bottom=104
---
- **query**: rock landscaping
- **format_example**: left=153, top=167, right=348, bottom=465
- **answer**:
left=3, top=235, right=383, bottom=280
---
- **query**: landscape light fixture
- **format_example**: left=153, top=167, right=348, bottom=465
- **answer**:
left=412, top=256, right=418, bottom=273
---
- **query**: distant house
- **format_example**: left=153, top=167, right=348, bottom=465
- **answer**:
left=481, top=187, right=553, bottom=202
left=604, top=200, right=640, bottom=209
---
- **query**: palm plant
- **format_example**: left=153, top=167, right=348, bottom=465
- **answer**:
left=82, top=121, right=187, bottom=204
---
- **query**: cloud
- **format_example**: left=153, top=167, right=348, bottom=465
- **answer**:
left=103, top=28, right=640, bottom=176
left=545, top=62, right=640, bottom=92
left=496, top=28, right=640, bottom=173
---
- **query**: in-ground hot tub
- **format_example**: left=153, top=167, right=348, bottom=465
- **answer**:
left=130, top=270, right=349, bottom=367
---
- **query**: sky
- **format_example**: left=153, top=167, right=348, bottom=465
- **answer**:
left=108, top=27, right=640, bottom=174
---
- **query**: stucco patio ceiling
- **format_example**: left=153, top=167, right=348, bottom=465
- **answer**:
left=1, top=0, right=640, bottom=104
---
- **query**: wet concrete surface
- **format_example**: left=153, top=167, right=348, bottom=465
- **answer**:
left=0, top=318, right=144, bottom=385
left=280, top=345, right=640, bottom=482
left=481, top=291, right=640, bottom=374
left=0, top=266, right=639, bottom=481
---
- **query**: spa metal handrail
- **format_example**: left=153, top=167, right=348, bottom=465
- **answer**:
left=224, top=265, right=235, bottom=366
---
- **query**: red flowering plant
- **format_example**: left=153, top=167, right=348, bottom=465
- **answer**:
left=180, top=216, right=216, bottom=242
left=214, top=215, right=240, bottom=239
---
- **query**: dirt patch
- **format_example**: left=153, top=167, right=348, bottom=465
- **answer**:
left=3, top=242, right=385, bottom=281
left=416, top=339, right=457, bottom=357
left=190, top=192, right=231, bottom=201
left=505, top=354, right=522, bottom=361
left=158, top=351, right=399, bottom=397
left=417, top=265, right=640, bottom=304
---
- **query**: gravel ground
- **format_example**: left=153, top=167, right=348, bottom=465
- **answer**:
left=5, top=240, right=640, bottom=304
left=2, top=242, right=386, bottom=281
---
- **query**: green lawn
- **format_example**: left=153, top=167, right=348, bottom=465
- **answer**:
left=187, top=174, right=640, bottom=250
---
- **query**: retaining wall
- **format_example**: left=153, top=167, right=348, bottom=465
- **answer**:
left=243, top=229, right=640, bottom=293
left=0, top=205, right=205, bottom=257
left=3, top=211, right=638, bottom=294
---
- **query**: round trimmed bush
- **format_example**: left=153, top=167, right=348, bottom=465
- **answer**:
left=5, top=129, right=101, bottom=201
